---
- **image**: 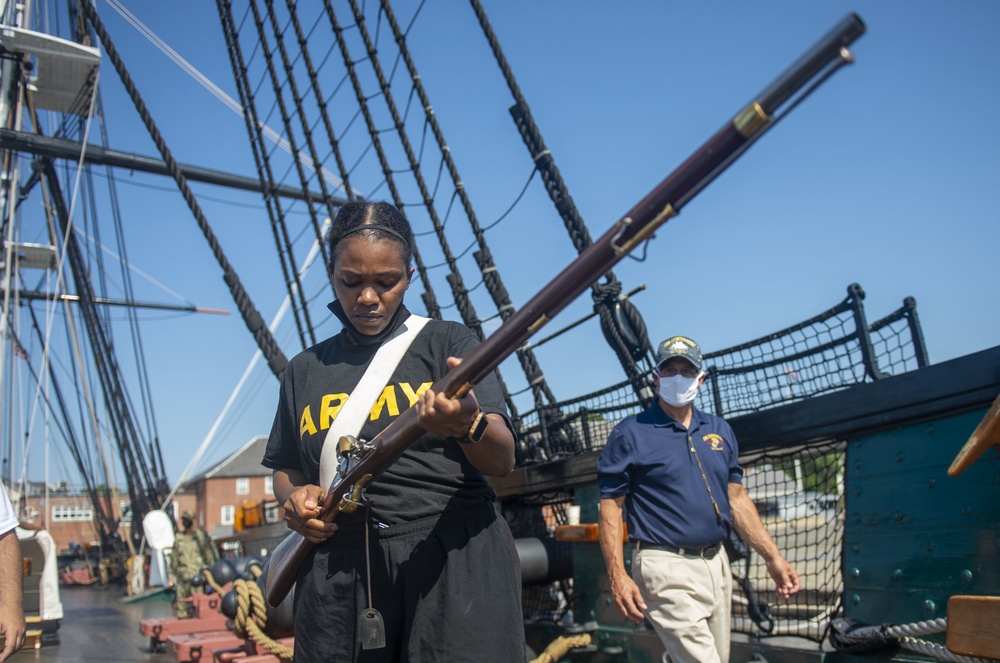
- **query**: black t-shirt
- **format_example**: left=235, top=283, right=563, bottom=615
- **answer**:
left=262, top=309, right=511, bottom=526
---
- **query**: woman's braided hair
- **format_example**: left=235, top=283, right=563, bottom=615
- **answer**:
left=326, top=201, right=414, bottom=270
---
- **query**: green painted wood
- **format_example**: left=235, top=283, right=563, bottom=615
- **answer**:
left=844, top=409, right=1000, bottom=626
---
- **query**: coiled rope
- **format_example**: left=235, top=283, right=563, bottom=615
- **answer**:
left=126, top=555, right=146, bottom=595
left=529, top=633, right=592, bottom=663
left=231, top=577, right=294, bottom=660
left=887, top=619, right=994, bottom=663
left=836, top=617, right=995, bottom=663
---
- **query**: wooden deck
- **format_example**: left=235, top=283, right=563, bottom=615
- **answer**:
left=11, top=585, right=174, bottom=662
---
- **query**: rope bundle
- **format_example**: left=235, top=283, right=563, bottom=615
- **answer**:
left=529, top=633, right=592, bottom=663
left=835, top=617, right=996, bottom=663
left=231, top=577, right=294, bottom=660
left=886, top=620, right=994, bottom=663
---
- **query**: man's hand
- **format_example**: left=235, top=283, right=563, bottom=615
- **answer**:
left=281, top=484, right=338, bottom=544
left=0, top=529, right=24, bottom=663
left=729, top=482, right=802, bottom=600
left=599, top=497, right=647, bottom=623
left=765, top=555, right=801, bottom=600
left=0, top=602, right=25, bottom=662
left=609, top=571, right=647, bottom=623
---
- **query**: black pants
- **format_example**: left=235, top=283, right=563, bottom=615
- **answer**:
left=293, top=502, right=526, bottom=663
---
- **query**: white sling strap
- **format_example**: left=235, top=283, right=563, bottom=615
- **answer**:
left=318, top=314, right=430, bottom=489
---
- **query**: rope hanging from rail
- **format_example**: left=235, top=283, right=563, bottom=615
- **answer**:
left=126, top=555, right=146, bottom=595
left=78, top=0, right=289, bottom=379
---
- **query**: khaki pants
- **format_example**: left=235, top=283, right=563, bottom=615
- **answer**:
left=633, top=545, right=732, bottom=663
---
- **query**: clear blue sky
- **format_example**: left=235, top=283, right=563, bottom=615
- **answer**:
left=14, top=1, right=999, bottom=489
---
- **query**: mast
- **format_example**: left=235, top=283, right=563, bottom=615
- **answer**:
left=0, top=0, right=165, bottom=554
left=0, top=1, right=29, bottom=476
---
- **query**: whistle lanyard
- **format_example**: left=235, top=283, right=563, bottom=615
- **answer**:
left=364, top=507, right=375, bottom=610
left=688, top=433, right=723, bottom=525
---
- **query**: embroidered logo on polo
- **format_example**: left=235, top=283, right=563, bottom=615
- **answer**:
left=702, top=433, right=725, bottom=451
left=298, top=381, right=433, bottom=437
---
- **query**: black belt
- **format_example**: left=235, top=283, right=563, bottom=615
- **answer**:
left=636, top=541, right=722, bottom=558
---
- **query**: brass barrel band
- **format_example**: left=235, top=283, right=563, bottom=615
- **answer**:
left=733, top=102, right=768, bottom=138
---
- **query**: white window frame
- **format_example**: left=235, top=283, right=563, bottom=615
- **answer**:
left=236, top=477, right=250, bottom=495
left=221, top=505, right=235, bottom=526
left=52, top=504, right=93, bottom=522
left=264, top=476, right=273, bottom=495
left=119, top=499, right=132, bottom=524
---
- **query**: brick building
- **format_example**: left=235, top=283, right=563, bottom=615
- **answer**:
left=8, top=480, right=196, bottom=555
left=183, top=435, right=280, bottom=538
left=6, top=435, right=276, bottom=554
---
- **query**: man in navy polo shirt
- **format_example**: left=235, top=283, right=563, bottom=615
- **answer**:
left=598, top=335, right=799, bottom=663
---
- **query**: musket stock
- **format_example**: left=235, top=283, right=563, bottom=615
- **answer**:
left=264, top=13, right=866, bottom=608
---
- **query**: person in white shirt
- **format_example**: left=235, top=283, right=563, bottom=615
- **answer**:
left=0, top=483, right=25, bottom=661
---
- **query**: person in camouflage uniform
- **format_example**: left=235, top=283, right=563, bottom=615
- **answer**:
left=169, top=510, right=218, bottom=618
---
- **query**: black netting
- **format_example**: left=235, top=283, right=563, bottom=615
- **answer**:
left=699, top=284, right=927, bottom=418
left=732, top=441, right=845, bottom=640
left=516, top=287, right=926, bottom=462
left=517, top=377, right=651, bottom=463
left=868, top=297, right=928, bottom=375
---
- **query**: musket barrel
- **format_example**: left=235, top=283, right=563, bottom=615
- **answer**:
left=755, top=13, right=866, bottom=115
left=264, top=13, right=867, bottom=608
left=447, top=16, right=866, bottom=396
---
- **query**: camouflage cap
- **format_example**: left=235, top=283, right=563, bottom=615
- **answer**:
left=655, top=336, right=702, bottom=371
left=181, top=510, right=195, bottom=521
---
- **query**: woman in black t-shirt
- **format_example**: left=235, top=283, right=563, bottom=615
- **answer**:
left=263, top=201, right=526, bottom=662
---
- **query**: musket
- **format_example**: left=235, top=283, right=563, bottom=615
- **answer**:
left=265, top=13, right=867, bottom=607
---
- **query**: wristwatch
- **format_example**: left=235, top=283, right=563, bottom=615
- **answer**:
left=465, top=410, right=489, bottom=444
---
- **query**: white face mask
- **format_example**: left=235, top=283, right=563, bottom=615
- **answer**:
left=657, top=373, right=702, bottom=407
